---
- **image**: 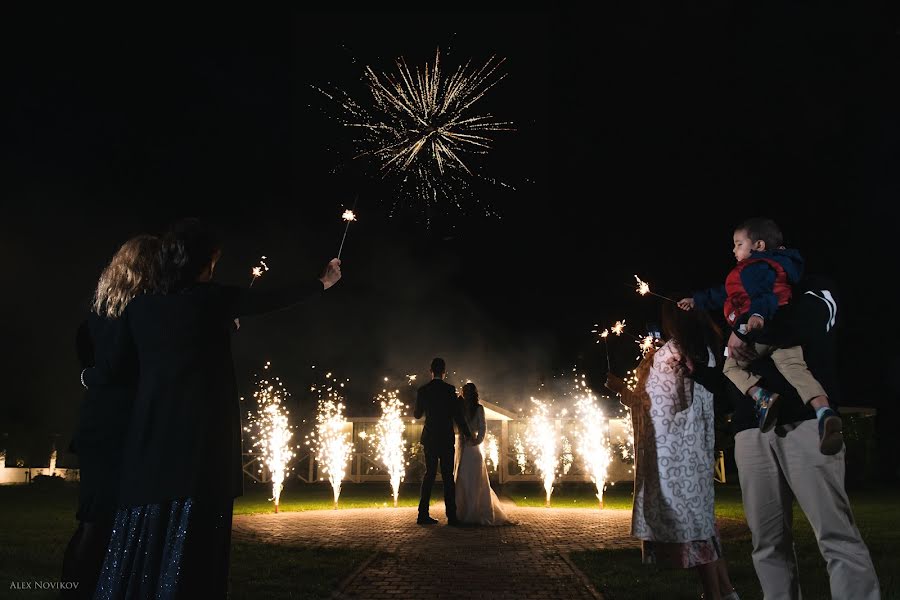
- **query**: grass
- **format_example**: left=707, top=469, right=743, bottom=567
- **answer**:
left=234, top=480, right=425, bottom=514
left=0, top=482, right=369, bottom=599
left=3, top=479, right=897, bottom=599
left=566, top=484, right=900, bottom=600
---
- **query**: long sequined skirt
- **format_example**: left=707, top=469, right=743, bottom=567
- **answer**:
left=93, top=497, right=233, bottom=599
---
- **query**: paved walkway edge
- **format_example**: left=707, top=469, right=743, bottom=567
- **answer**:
left=332, top=551, right=380, bottom=600
left=559, top=551, right=605, bottom=600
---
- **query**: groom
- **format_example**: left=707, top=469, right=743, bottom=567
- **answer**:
left=414, top=357, right=473, bottom=526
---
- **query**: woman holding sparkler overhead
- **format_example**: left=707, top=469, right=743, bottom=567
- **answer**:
left=606, top=301, right=739, bottom=600
left=62, top=234, right=161, bottom=600
left=85, top=218, right=342, bottom=599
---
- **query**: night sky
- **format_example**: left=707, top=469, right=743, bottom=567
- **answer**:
left=3, top=7, right=897, bottom=462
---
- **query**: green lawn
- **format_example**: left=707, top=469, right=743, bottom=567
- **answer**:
left=565, top=484, right=900, bottom=600
left=0, top=482, right=369, bottom=600
left=235, top=480, right=425, bottom=514
left=2, top=479, right=897, bottom=599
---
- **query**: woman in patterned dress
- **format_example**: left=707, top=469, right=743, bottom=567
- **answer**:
left=607, top=302, right=739, bottom=600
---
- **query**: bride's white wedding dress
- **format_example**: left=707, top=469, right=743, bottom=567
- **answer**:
left=454, top=404, right=512, bottom=526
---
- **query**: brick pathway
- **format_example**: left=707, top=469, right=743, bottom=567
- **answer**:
left=232, top=502, right=638, bottom=599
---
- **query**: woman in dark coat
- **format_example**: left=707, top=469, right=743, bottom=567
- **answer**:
left=61, top=234, right=161, bottom=599
left=87, top=219, right=341, bottom=599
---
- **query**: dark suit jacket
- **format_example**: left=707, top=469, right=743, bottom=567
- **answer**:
left=84, top=279, right=323, bottom=507
left=414, top=378, right=472, bottom=448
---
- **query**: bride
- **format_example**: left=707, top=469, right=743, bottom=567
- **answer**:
left=454, top=383, right=512, bottom=526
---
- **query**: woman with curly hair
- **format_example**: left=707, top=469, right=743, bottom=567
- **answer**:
left=62, top=234, right=161, bottom=599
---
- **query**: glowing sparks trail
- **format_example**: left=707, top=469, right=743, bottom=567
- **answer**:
left=525, top=398, right=558, bottom=507
left=591, top=324, right=612, bottom=370
left=611, top=320, right=626, bottom=336
left=613, top=407, right=636, bottom=474
left=249, top=256, right=269, bottom=287
left=244, top=362, right=294, bottom=512
left=575, top=395, right=612, bottom=508
left=307, top=372, right=353, bottom=508
left=406, top=374, right=417, bottom=385
left=638, top=334, right=659, bottom=356
left=484, top=430, right=499, bottom=472
left=513, top=434, right=527, bottom=474
left=316, top=48, right=514, bottom=218
left=633, top=274, right=677, bottom=303
left=374, top=386, right=407, bottom=507
left=561, top=436, right=574, bottom=475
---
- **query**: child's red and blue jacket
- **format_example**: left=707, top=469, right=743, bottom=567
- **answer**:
left=692, top=248, right=804, bottom=330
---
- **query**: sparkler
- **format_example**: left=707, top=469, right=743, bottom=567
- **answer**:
left=591, top=325, right=612, bottom=371
left=633, top=274, right=677, bottom=303
left=638, top=334, right=659, bottom=357
left=307, top=371, right=353, bottom=509
left=244, top=362, right=294, bottom=512
left=374, top=386, right=407, bottom=507
left=249, top=256, right=269, bottom=287
left=574, top=395, right=612, bottom=509
left=316, top=48, right=513, bottom=218
left=337, top=203, right=357, bottom=260
left=525, top=398, right=558, bottom=507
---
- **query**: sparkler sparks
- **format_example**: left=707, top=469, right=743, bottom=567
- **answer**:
left=632, top=274, right=677, bottom=303
left=244, top=362, right=294, bottom=512
left=611, top=320, right=626, bottom=336
left=316, top=48, right=514, bottom=219
left=249, top=256, right=269, bottom=287
left=337, top=204, right=358, bottom=260
left=638, top=334, right=658, bottom=356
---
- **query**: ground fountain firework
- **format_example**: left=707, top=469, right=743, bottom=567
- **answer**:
left=525, top=398, right=558, bottom=507
left=244, top=362, right=294, bottom=513
left=306, top=371, right=353, bottom=509
left=374, top=384, right=408, bottom=507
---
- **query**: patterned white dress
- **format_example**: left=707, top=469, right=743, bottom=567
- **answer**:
left=623, top=341, right=720, bottom=567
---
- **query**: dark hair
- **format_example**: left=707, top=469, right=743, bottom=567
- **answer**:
left=660, top=299, right=724, bottom=368
left=736, top=217, right=783, bottom=250
left=159, top=218, right=223, bottom=293
left=462, top=382, right=480, bottom=419
left=430, top=357, right=446, bottom=376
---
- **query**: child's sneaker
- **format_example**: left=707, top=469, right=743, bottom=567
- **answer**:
left=753, top=387, right=780, bottom=432
left=818, top=408, right=844, bottom=455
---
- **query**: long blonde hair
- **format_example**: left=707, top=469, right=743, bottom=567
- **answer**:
left=93, top=234, right=161, bottom=318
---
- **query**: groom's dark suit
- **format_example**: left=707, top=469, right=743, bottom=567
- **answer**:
left=415, top=378, right=472, bottom=521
